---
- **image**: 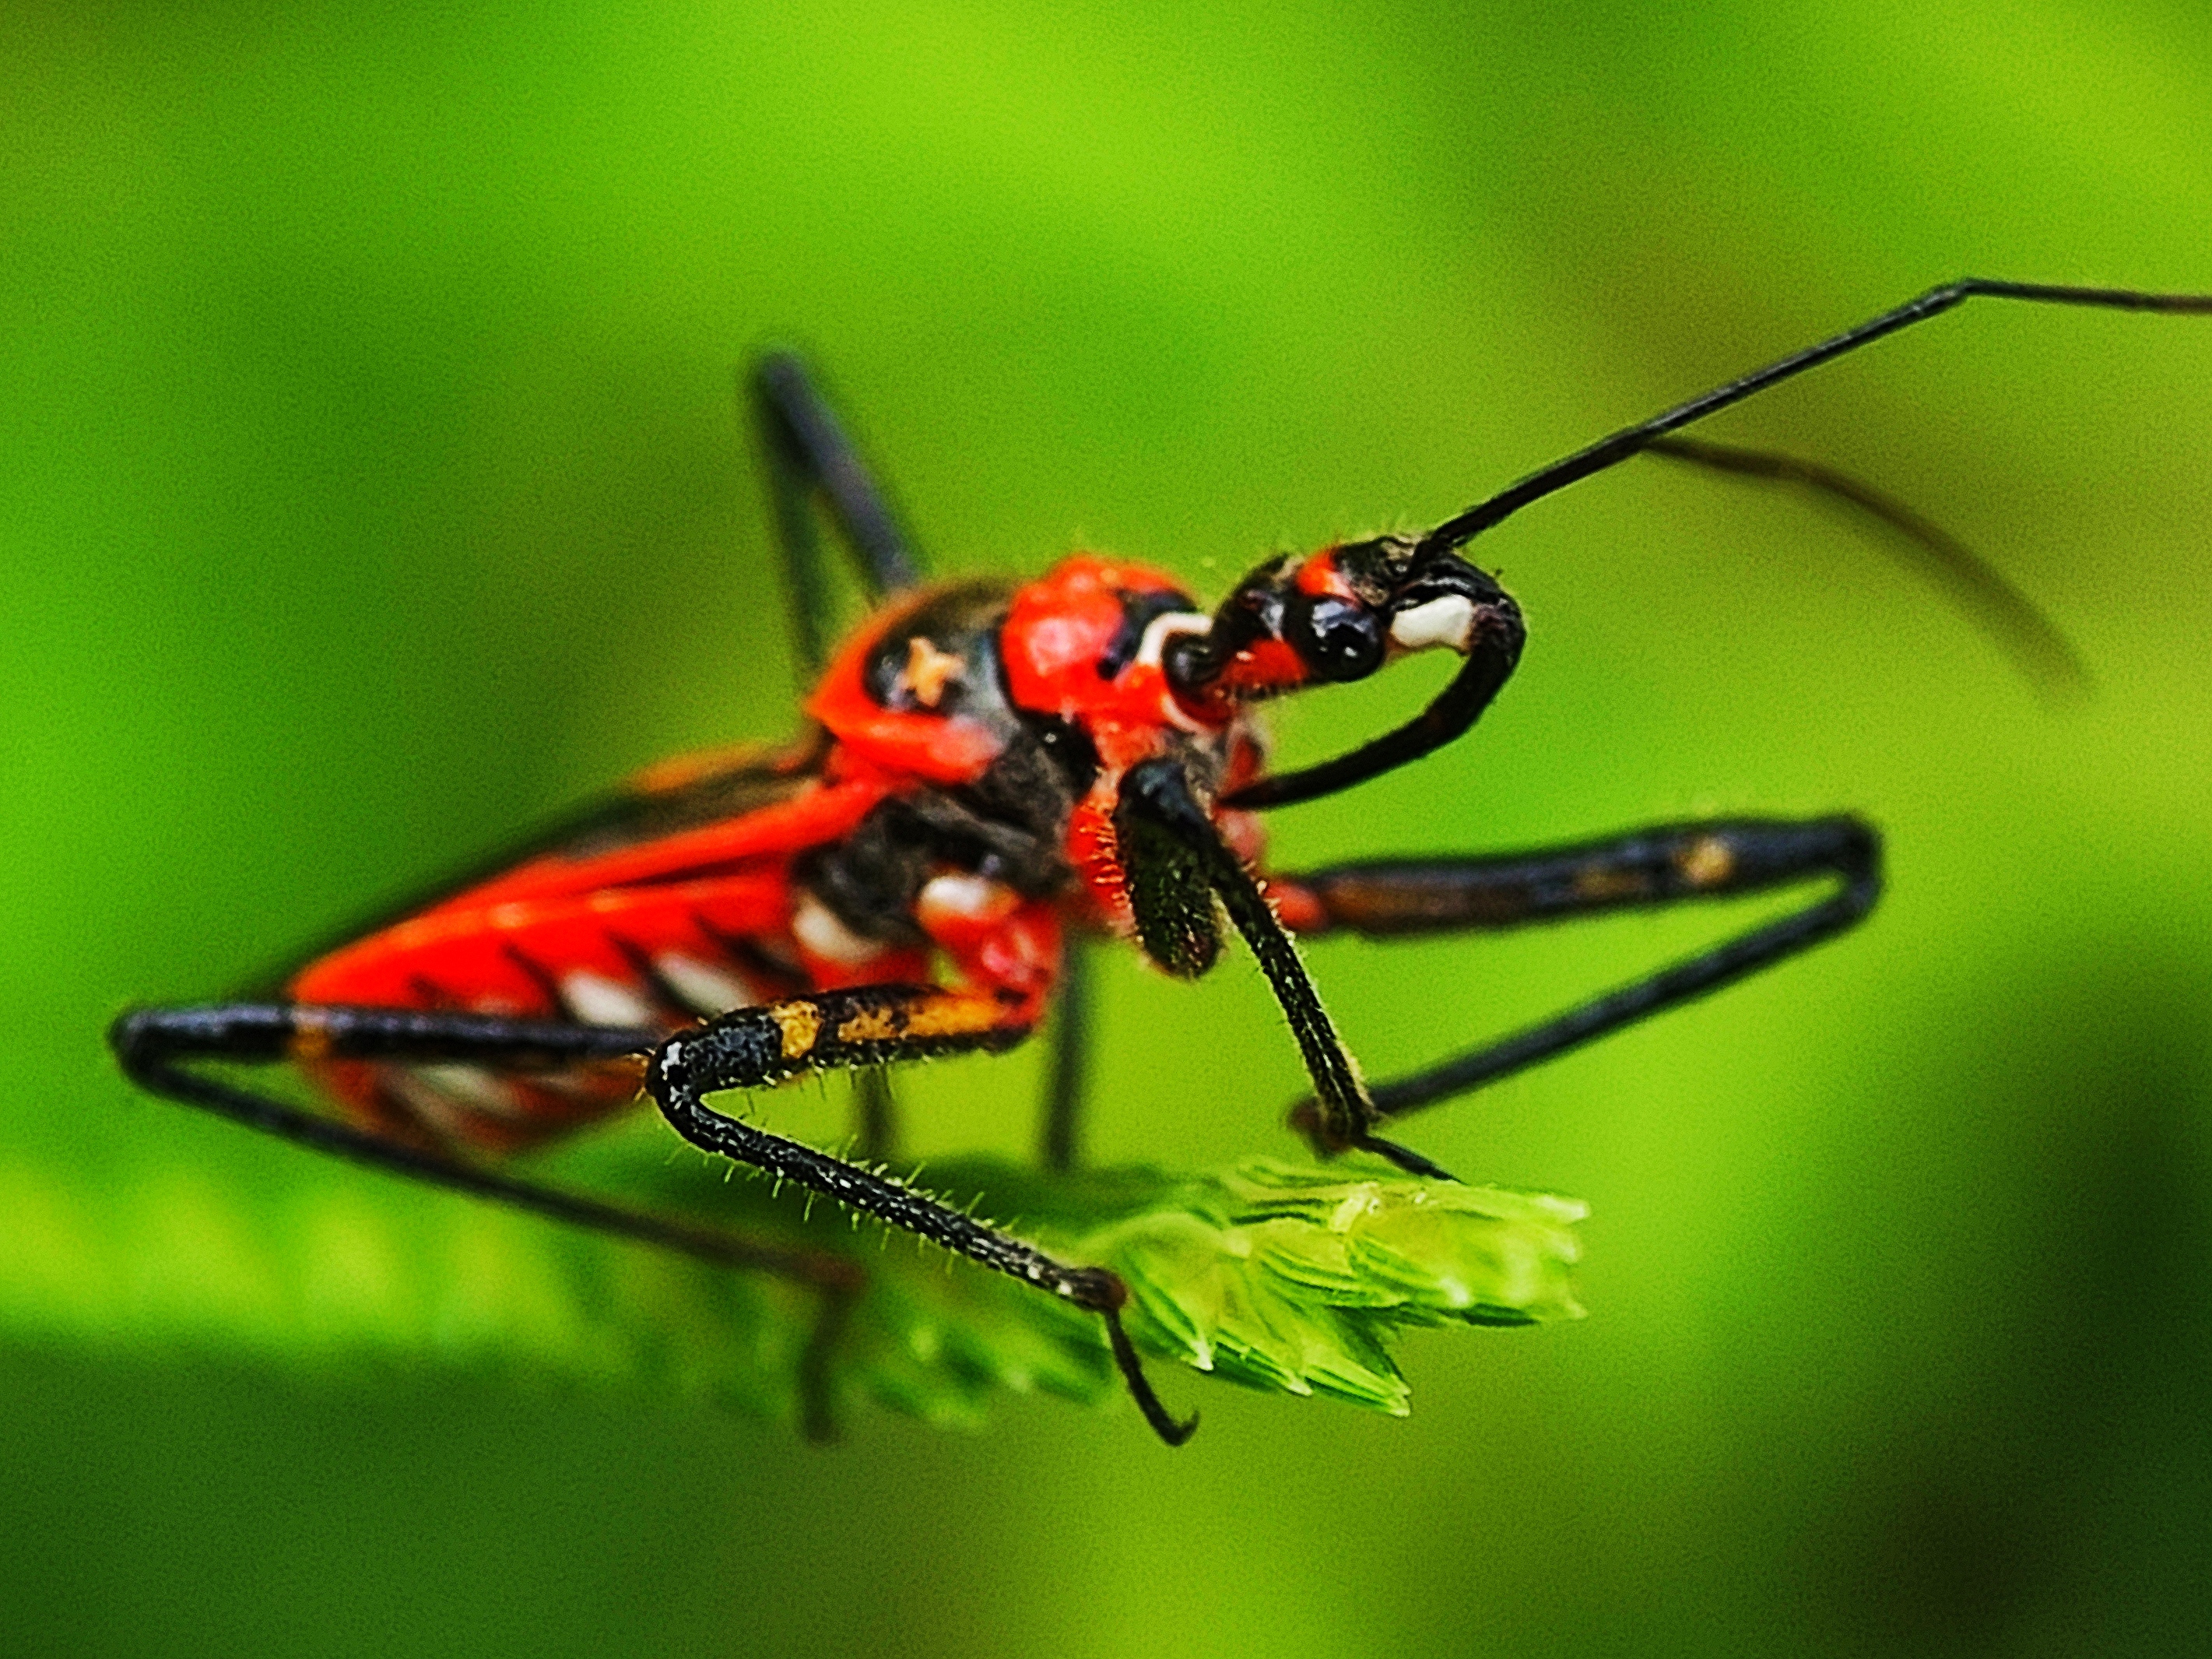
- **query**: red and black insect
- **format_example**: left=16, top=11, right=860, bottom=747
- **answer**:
left=112, top=279, right=2212, bottom=1444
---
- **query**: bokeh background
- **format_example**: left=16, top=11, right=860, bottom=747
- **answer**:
left=5, top=2, right=2211, bottom=1654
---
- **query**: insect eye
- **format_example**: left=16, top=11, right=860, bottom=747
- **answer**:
left=1290, top=595, right=1385, bottom=682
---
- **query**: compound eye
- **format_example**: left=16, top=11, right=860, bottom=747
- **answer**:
left=1290, top=594, right=1385, bottom=682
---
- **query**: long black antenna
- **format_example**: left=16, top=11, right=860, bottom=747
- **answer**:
left=1641, top=434, right=2089, bottom=695
left=1236, top=279, right=2212, bottom=812
left=1417, top=279, right=2212, bottom=561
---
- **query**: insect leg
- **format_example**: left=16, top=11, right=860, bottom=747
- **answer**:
left=644, top=982, right=1197, bottom=1445
left=1111, top=760, right=1445, bottom=1179
left=1641, top=437, right=2083, bottom=693
left=110, top=1002, right=865, bottom=1436
left=1038, top=937, right=1092, bottom=1172
left=1269, top=816, right=1877, bottom=1143
left=750, top=351, right=925, bottom=675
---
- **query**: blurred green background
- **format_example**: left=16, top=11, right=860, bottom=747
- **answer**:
left=5, top=2, right=2212, bottom=1654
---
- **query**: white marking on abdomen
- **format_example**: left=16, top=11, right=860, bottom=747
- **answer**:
left=384, top=1068, right=472, bottom=1138
left=916, top=871, right=1015, bottom=927
left=562, top=970, right=658, bottom=1028
left=792, top=893, right=886, bottom=965
left=655, top=951, right=757, bottom=1017
left=414, top=1064, right=525, bottom=1119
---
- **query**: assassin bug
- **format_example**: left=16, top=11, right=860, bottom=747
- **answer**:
left=112, top=279, right=2212, bottom=1445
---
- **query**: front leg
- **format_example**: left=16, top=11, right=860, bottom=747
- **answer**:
left=1269, top=815, right=1880, bottom=1138
left=1111, top=758, right=1452, bottom=1181
left=643, top=982, right=1196, bottom=1445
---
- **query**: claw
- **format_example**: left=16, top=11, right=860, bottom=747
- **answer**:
left=1354, top=1133, right=1459, bottom=1183
left=1103, top=1307, right=1199, bottom=1446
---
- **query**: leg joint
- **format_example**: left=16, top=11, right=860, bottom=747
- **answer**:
left=108, top=1003, right=296, bottom=1077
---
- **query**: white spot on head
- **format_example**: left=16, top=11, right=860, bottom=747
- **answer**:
left=792, top=893, right=887, bottom=966
left=1388, top=595, right=1476, bottom=655
left=563, top=970, right=658, bottom=1028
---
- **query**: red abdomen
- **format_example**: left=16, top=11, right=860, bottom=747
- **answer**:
left=288, top=764, right=926, bottom=1151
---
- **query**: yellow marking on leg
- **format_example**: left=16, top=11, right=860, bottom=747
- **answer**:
left=897, top=996, right=1006, bottom=1040
left=290, top=1012, right=333, bottom=1063
left=837, top=994, right=1005, bottom=1046
left=770, top=1001, right=823, bottom=1059
left=1677, top=836, right=1737, bottom=889
left=837, top=1005, right=904, bottom=1044
left=1573, top=866, right=1648, bottom=902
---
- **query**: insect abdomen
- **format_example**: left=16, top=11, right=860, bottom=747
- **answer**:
left=290, top=873, right=801, bottom=1150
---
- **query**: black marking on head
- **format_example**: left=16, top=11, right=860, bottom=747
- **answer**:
left=1162, top=554, right=1290, bottom=695
left=1097, top=584, right=1200, bottom=680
